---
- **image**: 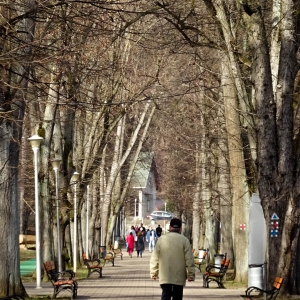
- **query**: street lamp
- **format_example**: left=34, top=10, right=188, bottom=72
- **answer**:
left=86, top=185, right=89, bottom=258
left=51, top=158, right=62, bottom=272
left=164, top=202, right=167, bottom=234
left=134, top=198, right=137, bottom=222
left=71, top=171, right=80, bottom=273
left=28, top=134, right=43, bottom=289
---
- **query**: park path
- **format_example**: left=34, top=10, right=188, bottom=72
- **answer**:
left=24, top=247, right=244, bottom=300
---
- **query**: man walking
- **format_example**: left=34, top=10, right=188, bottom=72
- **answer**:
left=156, top=224, right=162, bottom=237
left=139, top=223, right=146, bottom=241
left=146, top=226, right=158, bottom=252
left=150, top=218, right=195, bottom=300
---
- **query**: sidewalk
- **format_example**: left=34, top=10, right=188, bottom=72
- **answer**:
left=24, top=249, right=244, bottom=299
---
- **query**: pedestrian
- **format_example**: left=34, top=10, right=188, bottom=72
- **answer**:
left=150, top=218, right=195, bottom=300
left=126, top=232, right=135, bottom=258
left=139, top=223, right=146, bottom=233
left=131, top=226, right=137, bottom=248
left=125, top=226, right=136, bottom=250
left=130, top=225, right=137, bottom=237
left=135, top=225, right=139, bottom=233
left=139, top=223, right=146, bottom=241
left=146, top=226, right=158, bottom=252
left=136, top=229, right=145, bottom=258
left=156, top=224, right=162, bottom=237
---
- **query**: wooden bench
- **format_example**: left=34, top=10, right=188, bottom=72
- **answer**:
left=44, top=261, right=78, bottom=299
left=82, top=254, right=103, bottom=278
left=203, top=258, right=230, bottom=288
left=244, top=277, right=283, bottom=300
left=110, top=244, right=123, bottom=260
left=193, top=249, right=208, bottom=273
left=99, top=247, right=114, bottom=266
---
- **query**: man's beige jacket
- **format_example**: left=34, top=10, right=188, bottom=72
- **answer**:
left=150, top=231, right=195, bottom=286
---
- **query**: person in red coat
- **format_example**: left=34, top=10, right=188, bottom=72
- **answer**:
left=126, top=232, right=135, bottom=258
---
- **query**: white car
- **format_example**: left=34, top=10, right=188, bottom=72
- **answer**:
left=147, top=211, right=174, bottom=220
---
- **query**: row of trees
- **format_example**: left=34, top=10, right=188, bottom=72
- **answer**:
left=1, top=0, right=300, bottom=297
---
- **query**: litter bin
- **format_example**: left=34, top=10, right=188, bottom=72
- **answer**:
left=214, top=254, right=225, bottom=268
left=100, top=246, right=106, bottom=258
left=114, top=240, right=119, bottom=249
left=199, top=249, right=207, bottom=262
left=248, top=263, right=266, bottom=289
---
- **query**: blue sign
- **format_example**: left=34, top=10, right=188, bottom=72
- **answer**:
left=271, top=213, right=279, bottom=220
left=270, top=229, right=278, bottom=237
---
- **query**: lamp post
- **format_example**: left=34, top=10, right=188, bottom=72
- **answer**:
left=72, top=171, right=80, bottom=273
left=86, top=185, right=89, bottom=258
left=164, top=202, right=167, bottom=234
left=51, top=158, right=62, bottom=272
left=134, top=198, right=137, bottom=223
left=28, top=134, right=43, bottom=289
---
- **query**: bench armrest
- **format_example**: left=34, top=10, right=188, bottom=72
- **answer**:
left=0, top=296, right=25, bottom=300
left=84, top=258, right=101, bottom=264
left=64, top=269, right=75, bottom=277
left=50, top=270, right=75, bottom=280
left=205, top=264, right=222, bottom=272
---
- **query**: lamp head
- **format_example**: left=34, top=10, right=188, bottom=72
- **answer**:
left=51, top=158, right=61, bottom=170
left=72, top=171, right=80, bottom=182
left=28, top=135, right=43, bottom=149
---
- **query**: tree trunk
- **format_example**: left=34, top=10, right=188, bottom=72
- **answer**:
left=222, top=54, right=249, bottom=281
left=106, top=105, right=156, bottom=244
left=217, top=77, right=234, bottom=264
left=192, top=148, right=201, bottom=255
left=0, top=0, right=36, bottom=294
left=0, top=119, right=26, bottom=296
left=101, top=103, right=152, bottom=245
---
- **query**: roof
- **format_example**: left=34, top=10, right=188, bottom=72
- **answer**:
left=131, top=152, right=154, bottom=189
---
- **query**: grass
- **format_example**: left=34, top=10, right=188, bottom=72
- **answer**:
left=20, top=235, right=37, bottom=261
left=224, top=280, right=247, bottom=289
left=20, top=248, right=36, bottom=262
left=21, top=267, right=88, bottom=283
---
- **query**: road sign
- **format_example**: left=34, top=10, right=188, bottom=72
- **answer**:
left=271, top=213, right=279, bottom=220
left=240, top=224, right=246, bottom=230
left=270, top=229, right=278, bottom=237
left=271, top=221, right=279, bottom=230
left=270, top=213, right=279, bottom=237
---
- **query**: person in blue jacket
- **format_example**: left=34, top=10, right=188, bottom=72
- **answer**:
left=146, top=226, right=158, bottom=252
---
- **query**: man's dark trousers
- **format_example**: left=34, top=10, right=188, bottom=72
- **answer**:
left=161, top=284, right=183, bottom=300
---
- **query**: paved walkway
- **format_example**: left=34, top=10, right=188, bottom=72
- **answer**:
left=24, top=248, right=244, bottom=299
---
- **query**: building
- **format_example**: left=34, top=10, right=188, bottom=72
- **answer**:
left=131, top=152, right=159, bottom=220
